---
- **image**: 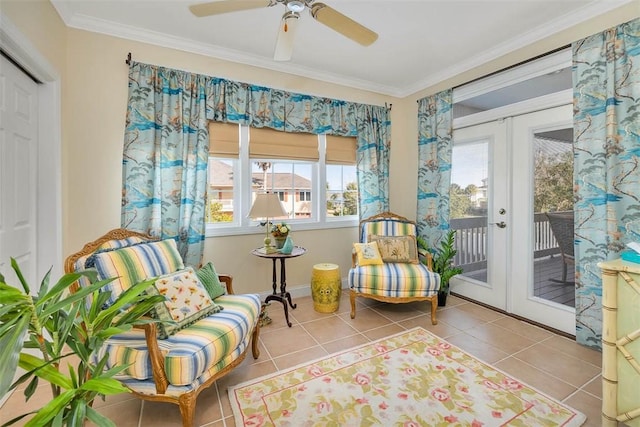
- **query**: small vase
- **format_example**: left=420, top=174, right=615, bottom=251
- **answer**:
left=280, top=236, right=294, bottom=254
left=273, top=235, right=288, bottom=249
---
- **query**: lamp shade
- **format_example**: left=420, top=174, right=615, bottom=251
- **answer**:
left=248, top=193, right=286, bottom=219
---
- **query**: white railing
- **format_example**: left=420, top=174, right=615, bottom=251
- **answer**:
left=450, top=213, right=562, bottom=272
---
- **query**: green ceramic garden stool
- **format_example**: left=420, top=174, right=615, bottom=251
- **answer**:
left=311, top=263, right=341, bottom=313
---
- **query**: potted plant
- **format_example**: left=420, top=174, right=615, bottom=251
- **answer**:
left=418, top=230, right=463, bottom=306
left=0, top=259, right=164, bottom=426
left=270, top=222, right=290, bottom=249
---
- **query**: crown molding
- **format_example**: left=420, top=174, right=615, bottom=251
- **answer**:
left=51, top=0, right=634, bottom=98
left=50, top=2, right=400, bottom=96
left=0, top=13, right=58, bottom=82
left=400, top=0, right=635, bottom=98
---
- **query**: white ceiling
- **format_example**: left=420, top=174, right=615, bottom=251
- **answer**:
left=50, top=0, right=631, bottom=97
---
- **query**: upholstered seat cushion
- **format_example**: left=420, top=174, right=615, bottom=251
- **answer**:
left=348, top=263, right=440, bottom=298
left=97, top=293, right=260, bottom=386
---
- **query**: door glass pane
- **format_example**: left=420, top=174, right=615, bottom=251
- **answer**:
left=450, top=140, right=489, bottom=283
left=532, top=128, right=574, bottom=307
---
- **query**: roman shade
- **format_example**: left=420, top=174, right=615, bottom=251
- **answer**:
left=326, top=135, right=356, bottom=165
left=209, top=122, right=240, bottom=158
left=249, top=127, right=319, bottom=161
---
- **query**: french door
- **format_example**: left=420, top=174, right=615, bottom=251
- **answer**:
left=450, top=104, right=575, bottom=335
left=449, top=120, right=509, bottom=310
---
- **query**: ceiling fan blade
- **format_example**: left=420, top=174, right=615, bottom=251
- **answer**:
left=310, top=3, right=378, bottom=47
left=273, top=13, right=299, bottom=61
left=189, top=0, right=271, bottom=17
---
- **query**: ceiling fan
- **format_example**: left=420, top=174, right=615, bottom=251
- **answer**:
left=189, top=0, right=378, bottom=61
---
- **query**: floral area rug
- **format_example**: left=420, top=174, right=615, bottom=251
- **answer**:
left=229, top=327, right=586, bottom=426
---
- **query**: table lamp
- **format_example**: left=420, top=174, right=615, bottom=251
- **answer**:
left=248, top=192, right=286, bottom=254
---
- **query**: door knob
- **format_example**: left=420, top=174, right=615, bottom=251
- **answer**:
left=490, top=221, right=507, bottom=228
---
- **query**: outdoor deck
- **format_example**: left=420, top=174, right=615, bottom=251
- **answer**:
left=461, top=255, right=575, bottom=308
left=452, top=212, right=575, bottom=308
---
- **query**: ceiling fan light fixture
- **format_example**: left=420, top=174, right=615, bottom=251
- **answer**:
left=286, top=0, right=305, bottom=13
left=282, top=11, right=299, bottom=32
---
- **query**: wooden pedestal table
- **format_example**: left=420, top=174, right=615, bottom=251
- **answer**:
left=251, top=246, right=306, bottom=327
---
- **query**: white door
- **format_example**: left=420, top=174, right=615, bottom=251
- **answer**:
left=509, top=104, right=575, bottom=334
left=0, top=55, right=39, bottom=287
left=449, top=119, right=509, bottom=309
left=450, top=104, right=575, bottom=334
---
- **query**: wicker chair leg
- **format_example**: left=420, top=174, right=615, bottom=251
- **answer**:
left=430, top=297, right=438, bottom=325
left=178, top=392, right=197, bottom=427
left=562, top=261, right=568, bottom=282
left=350, top=290, right=357, bottom=319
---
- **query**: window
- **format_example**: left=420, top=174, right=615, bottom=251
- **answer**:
left=206, top=123, right=358, bottom=235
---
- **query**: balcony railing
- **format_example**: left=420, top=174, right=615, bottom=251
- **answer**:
left=450, top=212, right=567, bottom=272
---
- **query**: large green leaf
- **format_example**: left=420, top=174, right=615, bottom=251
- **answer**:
left=80, top=378, right=129, bottom=395
left=10, top=258, right=30, bottom=294
left=67, top=399, right=87, bottom=427
left=24, top=389, right=75, bottom=427
left=18, top=353, right=73, bottom=390
left=36, top=272, right=82, bottom=306
left=39, top=279, right=114, bottom=318
left=85, top=406, right=116, bottom=427
left=0, top=313, right=30, bottom=396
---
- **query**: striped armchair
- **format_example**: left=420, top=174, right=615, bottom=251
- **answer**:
left=65, top=229, right=261, bottom=427
left=348, top=212, right=441, bottom=325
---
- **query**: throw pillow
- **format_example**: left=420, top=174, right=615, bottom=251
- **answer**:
left=353, top=241, right=384, bottom=266
left=196, top=262, right=226, bottom=299
left=92, top=238, right=185, bottom=307
left=146, top=267, right=222, bottom=339
left=368, top=235, right=419, bottom=264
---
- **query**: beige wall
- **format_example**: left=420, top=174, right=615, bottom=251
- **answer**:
left=2, top=0, right=638, bottom=295
left=394, top=3, right=640, bottom=223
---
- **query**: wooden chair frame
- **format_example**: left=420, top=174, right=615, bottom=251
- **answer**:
left=64, top=228, right=260, bottom=427
left=349, top=212, right=439, bottom=325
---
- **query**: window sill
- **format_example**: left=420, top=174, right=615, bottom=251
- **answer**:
left=205, top=218, right=358, bottom=238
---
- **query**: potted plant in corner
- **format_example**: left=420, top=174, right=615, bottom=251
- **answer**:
left=0, top=259, right=164, bottom=427
left=418, top=230, right=463, bottom=306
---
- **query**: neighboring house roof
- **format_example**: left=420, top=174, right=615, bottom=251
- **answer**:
left=209, top=159, right=311, bottom=190
left=252, top=173, right=312, bottom=190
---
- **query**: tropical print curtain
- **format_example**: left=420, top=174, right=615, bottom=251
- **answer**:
left=122, top=65, right=209, bottom=267
left=573, top=18, right=640, bottom=349
left=356, top=105, right=391, bottom=218
left=416, top=90, right=454, bottom=250
left=123, top=62, right=391, bottom=264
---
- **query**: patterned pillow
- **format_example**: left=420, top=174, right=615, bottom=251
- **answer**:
left=74, top=236, right=149, bottom=289
left=368, top=235, right=419, bottom=264
left=196, top=262, right=226, bottom=299
left=146, top=267, right=222, bottom=339
left=353, top=241, right=384, bottom=266
left=92, top=239, right=184, bottom=307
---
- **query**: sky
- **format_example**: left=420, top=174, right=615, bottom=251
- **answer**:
left=451, top=141, right=488, bottom=188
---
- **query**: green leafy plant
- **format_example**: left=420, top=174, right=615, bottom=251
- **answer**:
left=417, top=230, right=463, bottom=295
left=0, top=259, right=164, bottom=427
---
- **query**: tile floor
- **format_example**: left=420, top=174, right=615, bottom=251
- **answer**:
left=0, top=293, right=604, bottom=427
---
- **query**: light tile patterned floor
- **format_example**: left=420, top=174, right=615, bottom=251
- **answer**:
left=0, top=293, right=603, bottom=427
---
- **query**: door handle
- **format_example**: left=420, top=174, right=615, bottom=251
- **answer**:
left=490, top=221, right=507, bottom=228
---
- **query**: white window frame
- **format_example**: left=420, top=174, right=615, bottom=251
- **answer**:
left=206, top=128, right=357, bottom=237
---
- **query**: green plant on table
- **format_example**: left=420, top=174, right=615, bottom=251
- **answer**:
left=0, top=259, right=164, bottom=427
left=417, top=230, right=463, bottom=295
